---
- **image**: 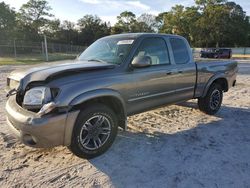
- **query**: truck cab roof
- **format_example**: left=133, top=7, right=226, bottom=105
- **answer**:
left=102, top=33, right=182, bottom=39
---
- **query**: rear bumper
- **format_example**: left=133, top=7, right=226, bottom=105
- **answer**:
left=5, top=96, right=79, bottom=148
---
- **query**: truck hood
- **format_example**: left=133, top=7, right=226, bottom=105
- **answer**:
left=8, top=60, right=116, bottom=90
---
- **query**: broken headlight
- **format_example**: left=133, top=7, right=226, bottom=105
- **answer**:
left=23, top=87, right=52, bottom=107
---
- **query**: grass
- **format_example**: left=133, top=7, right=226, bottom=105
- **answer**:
left=0, top=53, right=77, bottom=65
left=232, top=54, right=250, bottom=59
left=1, top=53, right=249, bottom=65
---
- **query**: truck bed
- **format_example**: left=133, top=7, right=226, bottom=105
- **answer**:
left=194, top=59, right=238, bottom=97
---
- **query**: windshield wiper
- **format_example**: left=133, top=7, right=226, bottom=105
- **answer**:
left=87, top=58, right=106, bottom=63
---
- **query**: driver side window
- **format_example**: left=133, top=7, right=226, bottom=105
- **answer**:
left=134, top=37, right=170, bottom=65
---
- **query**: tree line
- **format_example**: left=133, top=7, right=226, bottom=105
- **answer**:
left=0, top=0, right=249, bottom=47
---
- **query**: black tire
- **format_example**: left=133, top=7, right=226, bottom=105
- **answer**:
left=68, top=104, right=118, bottom=159
left=198, top=83, right=223, bottom=115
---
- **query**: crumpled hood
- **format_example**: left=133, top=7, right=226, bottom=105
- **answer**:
left=8, top=60, right=115, bottom=90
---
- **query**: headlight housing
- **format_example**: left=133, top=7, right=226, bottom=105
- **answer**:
left=23, top=87, right=52, bottom=108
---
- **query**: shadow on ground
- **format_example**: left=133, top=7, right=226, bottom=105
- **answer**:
left=90, top=102, right=250, bottom=188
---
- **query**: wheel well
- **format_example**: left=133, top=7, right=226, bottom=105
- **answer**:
left=213, top=78, right=228, bottom=92
left=75, top=96, right=126, bottom=130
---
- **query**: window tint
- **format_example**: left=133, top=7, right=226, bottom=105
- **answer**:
left=170, top=38, right=190, bottom=64
left=134, top=38, right=170, bottom=65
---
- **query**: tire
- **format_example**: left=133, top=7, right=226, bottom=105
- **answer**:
left=68, top=104, right=118, bottom=159
left=198, top=83, right=223, bottom=115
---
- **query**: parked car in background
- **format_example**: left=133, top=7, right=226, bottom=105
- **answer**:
left=5, top=33, right=237, bottom=159
left=200, top=48, right=232, bottom=59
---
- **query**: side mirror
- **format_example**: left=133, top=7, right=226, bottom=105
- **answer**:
left=131, top=56, right=151, bottom=68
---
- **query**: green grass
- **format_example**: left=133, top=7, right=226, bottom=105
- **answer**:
left=0, top=53, right=77, bottom=65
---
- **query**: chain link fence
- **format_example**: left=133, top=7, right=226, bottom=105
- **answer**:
left=1, top=39, right=250, bottom=64
left=0, top=38, right=87, bottom=63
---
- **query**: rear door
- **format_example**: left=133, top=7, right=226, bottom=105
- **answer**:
left=168, top=37, right=196, bottom=101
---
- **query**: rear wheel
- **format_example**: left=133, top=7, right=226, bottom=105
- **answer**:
left=198, top=83, right=223, bottom=115
left=68, top=104, right=118, bottom=159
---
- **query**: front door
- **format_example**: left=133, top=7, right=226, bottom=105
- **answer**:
left=126, top=37, right=178, bottom=115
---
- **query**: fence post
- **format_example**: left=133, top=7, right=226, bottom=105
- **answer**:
left=41, top=41, right=44, bottom=56
left=44, top=35, right=49, bottom=61
left=13, top=39, right=17, bottom=58
left=243, top=47, right=246, bottom=55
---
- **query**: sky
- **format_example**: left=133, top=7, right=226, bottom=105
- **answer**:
left=2, top=0, right=250, bottom=25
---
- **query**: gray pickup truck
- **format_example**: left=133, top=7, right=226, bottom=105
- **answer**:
left=5, top=33, right=237, bottom=158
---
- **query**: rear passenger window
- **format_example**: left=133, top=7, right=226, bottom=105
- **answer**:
left=134, top=38, right=170, bottom=65
left=170, top=38, right=190, bottom=64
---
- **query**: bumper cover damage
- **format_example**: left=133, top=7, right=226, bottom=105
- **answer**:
left=5, top=96, right=79, bottom=148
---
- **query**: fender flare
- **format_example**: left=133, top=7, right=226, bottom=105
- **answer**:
left=69, top=89, right=127, bottom=113
left=201, top=73, right=228, bottom=98
left=63, top=89, right=127, bottom=146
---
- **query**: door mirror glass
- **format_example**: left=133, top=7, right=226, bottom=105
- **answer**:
left=131, top=56, right=151, bottom=68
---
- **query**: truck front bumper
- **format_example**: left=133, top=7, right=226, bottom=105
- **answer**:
left=5, top=96, right=79, bottom=148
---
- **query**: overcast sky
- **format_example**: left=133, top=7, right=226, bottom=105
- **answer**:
left=3, top=0, right=250, bottom=25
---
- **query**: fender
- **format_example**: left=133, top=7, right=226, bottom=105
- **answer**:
left=63, top=89, right=127, bottom=146
left=201, top=73, right=228, bottom=98
left=69, top=88, right=127, bottom=113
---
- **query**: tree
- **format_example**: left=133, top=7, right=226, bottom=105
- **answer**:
left=157, top=1, right=250, bottom=47
left=157, top=5, right=201, bottom=45
left=195, top=0, right=226, bottom=9
left=0, top=2, right=16, bottom=40
left=77, top=15, right=110, bottom=45
left=182, top=7, right=201, bottom=45
left=58, top=20, right=78, bottom=44
left=44, top=20, right=79, bottom=44
left=112, top=11, right=137, bottom=33
left=112, top=11, right=155, bottom=34
left=1, top=0, right=250, bottom=47
left=42, top=19, right=60, bottom=39
left=225, top=1, right=250, bottom=46
left=196, top=1, right=249, bottom=47
left=137, top=13, right=158, bottom=32
left=157, top=5, right=186, bottom=34
left=17, top=0, right=54, bottom=40
left=132, top=21, right=154, bottom=33
left=61, top=20, right=75, bottom=30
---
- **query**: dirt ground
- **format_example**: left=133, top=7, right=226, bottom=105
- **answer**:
left=0, top=61, right=250, bottom=188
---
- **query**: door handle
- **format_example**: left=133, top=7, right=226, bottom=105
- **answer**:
left=166, top=69, right=181, bottom=75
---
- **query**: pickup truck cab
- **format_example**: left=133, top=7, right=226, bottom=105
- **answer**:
left=5, top=33, right=237, bottom=158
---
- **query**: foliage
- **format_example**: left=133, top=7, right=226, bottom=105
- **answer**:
left=112, top=11, right=137, bottom=33
left=78, top=15, right=111, bottom=45
left=137, top=13, right=158, bottom=32
left=0, top=0, right=250, bottom=47
left=16, top=0, right=54, bottom=41
left=157, top=0, right=250, bottom=47
left=112, top=11, right=155, bottom=33
left=0, top=2, right=16, bottom=40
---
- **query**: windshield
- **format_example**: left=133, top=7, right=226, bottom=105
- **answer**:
left=78, top=37, right=134, bottom=65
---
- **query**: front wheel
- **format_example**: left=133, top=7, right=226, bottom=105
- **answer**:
left=198, top=83, right=223, bottom=115
left=68, top=104, right=118, bottom=159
